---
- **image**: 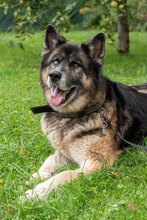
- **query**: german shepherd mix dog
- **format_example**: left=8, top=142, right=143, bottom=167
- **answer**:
left=22, top=25, right=147, bottom=200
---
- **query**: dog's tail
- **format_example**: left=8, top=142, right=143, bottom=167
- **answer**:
left=129, top=82, right=147, bottom=94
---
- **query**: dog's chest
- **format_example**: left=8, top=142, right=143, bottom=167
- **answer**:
left=41, top=113, right=102, bottom=163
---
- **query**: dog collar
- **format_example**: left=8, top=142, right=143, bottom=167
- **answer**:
left=31, top=93, right=106, bottom=118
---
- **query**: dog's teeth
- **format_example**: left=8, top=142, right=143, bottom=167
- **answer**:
left=51, top=86, right=56, bottom=95
left=51, top=87, right=54, bottom=95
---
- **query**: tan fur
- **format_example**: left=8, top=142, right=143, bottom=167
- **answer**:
left=41, top=68, right=49, bottom=85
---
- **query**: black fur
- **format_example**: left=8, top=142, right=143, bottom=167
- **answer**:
left=104, top=78, right=147, bottom=146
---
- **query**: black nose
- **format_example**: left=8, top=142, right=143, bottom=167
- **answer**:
left=49, top=70, right=61, bottom=82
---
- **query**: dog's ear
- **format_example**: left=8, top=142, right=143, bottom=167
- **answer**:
left=42, top=24, right=66, bottom=55
left=85, top=32, right=105, bottom=65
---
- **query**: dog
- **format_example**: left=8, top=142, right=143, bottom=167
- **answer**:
left=22, top=24, right=147, bottom=200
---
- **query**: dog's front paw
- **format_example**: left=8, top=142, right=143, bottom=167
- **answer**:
left=19, top=189, right=35, bottom=202
left=20, top=182, right=49, bottom=201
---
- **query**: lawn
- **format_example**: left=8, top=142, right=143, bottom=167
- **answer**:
left=0, top=29, right=147, bottom=219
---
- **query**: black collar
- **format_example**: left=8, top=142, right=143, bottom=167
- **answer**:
left=31, top=94, right=106, bottom=118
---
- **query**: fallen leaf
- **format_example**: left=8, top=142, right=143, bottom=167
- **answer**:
left=111, top=172, right=119, bottom=177
left=19, top=149, right=24, bottom=156
left=129, top=174, right=136, bottom=178
left=89, top=187, right=97, bottom=195
left=19, top=149, right=30, bottom=156
left=126, top=174, right=136, bottom=179
left=137, top=70, right=141, bottom=75
left=92, top=199, right=98, bottom=204
left=25, top=150, right=31, bottom=155
left=128, top=203, right=135, bottom=212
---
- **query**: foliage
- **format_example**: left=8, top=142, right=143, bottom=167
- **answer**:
left=0, top=29, right=147, bottom=219
left=78, top=0, right=128, bottom=43
left=0, top=0, right=79, bottom=38
left=0, top=0, right=146, bottom=49
left=1, top=1, right=146, bottom=34
left=128, top=0, right=147, bottom=31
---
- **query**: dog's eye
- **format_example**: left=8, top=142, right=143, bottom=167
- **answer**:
left=73, top=63, right=79, bottom=69
left=53, top=59, right=59, bottom=65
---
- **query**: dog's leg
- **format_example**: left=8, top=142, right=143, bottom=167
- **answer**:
left=22, top=146, right=121, bottom=201
left=31, top=150, right=71, bottom=180
left=22, top=159, right=103, bottom=200
left=23, top=168, right=82, bottom=200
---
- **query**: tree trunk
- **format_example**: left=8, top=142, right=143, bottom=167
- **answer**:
left=117, top=0, right=129, bottom=53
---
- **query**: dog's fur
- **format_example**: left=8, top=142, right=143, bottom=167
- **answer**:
left=22, top=25, right=147, bottom=200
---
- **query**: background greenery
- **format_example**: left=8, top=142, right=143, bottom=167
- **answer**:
left=1, top=0, right=147, bottom=31
left=0, top=29, right=147, bottom=219
left=1, top=0, right=147, bottom=43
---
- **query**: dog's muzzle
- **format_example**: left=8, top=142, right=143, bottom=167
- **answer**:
left=46, top=70, right=78, bottom=107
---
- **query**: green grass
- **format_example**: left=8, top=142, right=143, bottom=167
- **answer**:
left=0, top=29, right=147, bottom=219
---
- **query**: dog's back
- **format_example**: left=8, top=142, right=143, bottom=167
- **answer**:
left=107, top=80, right=147, bottom=145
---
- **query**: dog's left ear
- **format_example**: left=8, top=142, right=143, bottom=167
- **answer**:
left=42, top=24, right=66, bottom=55
left=85, top=32, right=105, bottom=65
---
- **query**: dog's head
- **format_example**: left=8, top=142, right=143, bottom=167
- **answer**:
left=40, top=24, right=105, bottom=114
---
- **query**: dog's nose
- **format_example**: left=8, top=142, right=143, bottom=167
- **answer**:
left=49, top=70, right=61, bottom=82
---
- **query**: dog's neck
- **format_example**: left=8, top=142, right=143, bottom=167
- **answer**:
left=31, top=93, right=106, bottom=118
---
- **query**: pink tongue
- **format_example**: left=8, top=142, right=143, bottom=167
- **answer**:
left=50, top=87, right=68, bottom=106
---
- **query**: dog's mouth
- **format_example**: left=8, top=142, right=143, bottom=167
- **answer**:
left=50, top=85, right=77, bottom=106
